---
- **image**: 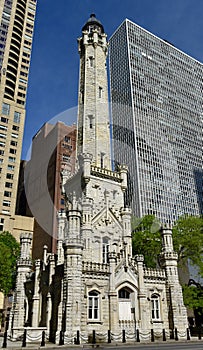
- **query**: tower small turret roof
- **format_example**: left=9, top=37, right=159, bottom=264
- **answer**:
left=82, top=13, right=104, bottom=33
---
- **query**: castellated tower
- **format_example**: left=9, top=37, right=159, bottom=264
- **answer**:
left=8, top=233, right=32, bottom=339
left=159, top=226, right=188, bottom=333
left=77, top=14, right=111, bottom=169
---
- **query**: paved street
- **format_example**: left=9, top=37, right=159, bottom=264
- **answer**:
left=99, top=342, right=203, bottom=350
left=2, top=340, right=203, bottom=350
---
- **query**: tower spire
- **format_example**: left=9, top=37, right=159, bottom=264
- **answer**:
left=77, top=14, right=111, bottom=169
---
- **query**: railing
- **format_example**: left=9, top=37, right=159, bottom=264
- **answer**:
left=91, top=165, right=122, bottom=182
left=144, top=267, right=166, bottom=279
left=82, top=261, right=109, bottom=274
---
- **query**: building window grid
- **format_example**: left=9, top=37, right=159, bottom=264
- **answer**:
left=109, top=21, right=202, bottom=221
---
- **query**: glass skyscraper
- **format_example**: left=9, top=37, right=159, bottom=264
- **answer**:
left=109, top=19, right=203, bottom=223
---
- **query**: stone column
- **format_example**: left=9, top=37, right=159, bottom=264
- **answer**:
left=57, top=211, right=66, bottom=265
left=121, top=207, right=132, bottom=257
left=135, top=255, right=148, bottom=329
left=32, top=259, right=41, bottom=327
left=46, top=254, right=55, bottom=335
left=108, top=252, right=118, bottom=333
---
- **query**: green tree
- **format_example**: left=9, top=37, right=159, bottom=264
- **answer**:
left=131, top=215, right=162, bottom=268
left=0, top=231, right=20, bottom=294
left=132, top=214, right=203, bottom=314
left=132, top=214, right=203, bottom=271
left=172, top=215, right=203, bottom=275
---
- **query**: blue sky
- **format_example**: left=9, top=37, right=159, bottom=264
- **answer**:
left=22, top=0, right=203, bottom=159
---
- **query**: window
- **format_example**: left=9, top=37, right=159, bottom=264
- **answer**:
left=14, top=111, right=21, bottom=123
left=10, top=148, right=16, bottom=154
left=151, top=294, right=160, bottom=320
left=12, top=125, right=19, bottom=131
left=88, top=291, right=99, bottom=320
left=89, top=56, right=94, bottom=68
left=64, top=136, right=71, bottom=143
left=118, top=288, right=130, bottom=299
left=1, top=117, right=8, bottom=123
left=20, top=71, right=28, bottom=77
left=4, top=191, right=11, bottom=197
left=0, top=141, right=5, bottom=147
left=19, top=78, right=27, bottom=84
left=100, top=152, right=105, bottom=169
left=8, top=156, right=15, bottom=163
left=6, top=173, right=13, bottom=180
left=3, top=200, right=10, bottom=207
left=88, top=115, right=93, bottom=129
left=0, top=133, right=6, bottom=139
left=99, top=86, right=103, bottom=98
left=7, top=164, right=14, bottom=171
left=0, top=125, right=7, bottom=131
left=102, top=237, right=109, bottom=263
left=2, top=102, right=10, bottom=115
left=10, top=140, right=17, bottom=146
left=0, top=218, right=4, bottom=231
left=5, top=182, right=12, bottom=188
left=19, top=85, right=26, bottom=91
left=11, top=133, right=18, bottom=138
left=0, top=150, right=4, bottom=155
left=62, top=154, right=70, bottom=163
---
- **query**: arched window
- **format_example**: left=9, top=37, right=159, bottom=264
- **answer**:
left=89, top=56, right=94, bottom=68
left=151, top=294, right=160, bottom=320
left=88, top=291, right=99, bottom=320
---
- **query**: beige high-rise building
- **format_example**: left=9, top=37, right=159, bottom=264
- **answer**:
left=0, top=0, right=36, bottom=239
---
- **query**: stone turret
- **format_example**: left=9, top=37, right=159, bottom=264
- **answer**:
left=159, top=225, right=188, bottom=337
left=63, top=192, right=83, bottom=339
left=159, top=225, right=179, bottom=282
left=8, top=233, right=33, bottom=339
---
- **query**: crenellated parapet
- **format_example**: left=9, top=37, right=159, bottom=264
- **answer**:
left=144, top=267, right=166, bottom=280
left=17, top=257, right=32, bottom=268
left=20, top=232, right=32, bottom=260
left=91, top=165, right=122, bottom=182
left=82, top=261, right=110, bottom=275
left=159, top=225, right=178, bottom=269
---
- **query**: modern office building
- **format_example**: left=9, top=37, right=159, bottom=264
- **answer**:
left=0, top=0, right=37, bottom=237
left=109, top=19, right=203, bottom=223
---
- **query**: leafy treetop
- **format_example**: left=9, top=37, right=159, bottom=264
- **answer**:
left=0, top=231, right=20, bottom=294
